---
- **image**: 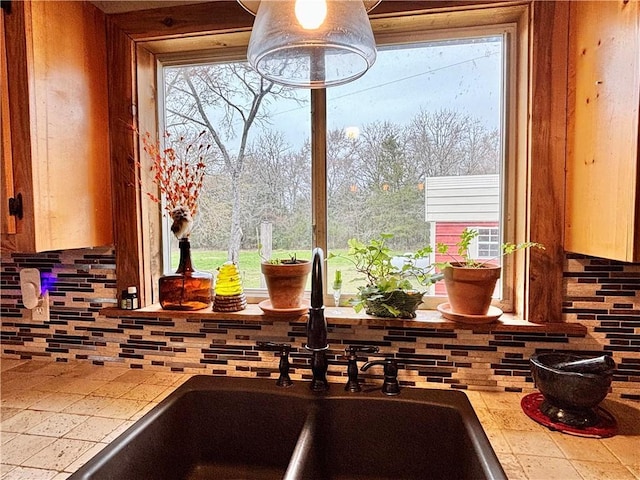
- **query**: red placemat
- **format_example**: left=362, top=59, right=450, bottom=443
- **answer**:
left=521, top=392, right=617, bottom=438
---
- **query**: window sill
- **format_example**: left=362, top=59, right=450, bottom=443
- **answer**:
left=101, top=305, right=587, bottom=335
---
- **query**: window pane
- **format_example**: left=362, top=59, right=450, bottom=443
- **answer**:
left=477, top=227, right=500, bottom=258
left=326, top=36, right=504, bottom=296
left=161, top=62, right=312, bottom=288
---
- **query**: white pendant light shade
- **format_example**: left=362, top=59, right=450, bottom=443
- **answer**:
left=242, top=0, right=378, bottom=88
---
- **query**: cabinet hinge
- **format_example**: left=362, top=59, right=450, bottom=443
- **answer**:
left=8, top=193, right=22, bottom=220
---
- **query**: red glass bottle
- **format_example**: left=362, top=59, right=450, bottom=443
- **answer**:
left=159, top=238, right=213, bottom=310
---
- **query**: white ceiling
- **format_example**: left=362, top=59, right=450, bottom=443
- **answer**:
left=90, top=1, right=210, bottom=14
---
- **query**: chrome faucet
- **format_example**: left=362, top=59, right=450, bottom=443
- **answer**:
left=306, top=247, right=329, bottom=392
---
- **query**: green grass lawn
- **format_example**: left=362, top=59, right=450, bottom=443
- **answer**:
left=173, top=249, right=360, bottom=290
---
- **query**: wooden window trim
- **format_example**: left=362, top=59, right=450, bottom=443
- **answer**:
left=107, top=0, right=567, bottom=323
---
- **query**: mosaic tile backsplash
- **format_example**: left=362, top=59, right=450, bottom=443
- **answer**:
left=1, top=249, right=638, bottom=400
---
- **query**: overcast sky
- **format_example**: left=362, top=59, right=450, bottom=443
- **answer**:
left=266, top=36, right=503, bottom=149
left=172, top=35, right=504, bottom=154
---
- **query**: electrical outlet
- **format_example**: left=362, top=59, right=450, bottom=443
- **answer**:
left=31, top=291, right=50, bottom=321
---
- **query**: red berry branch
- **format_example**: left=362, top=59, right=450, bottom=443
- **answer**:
left=140, top=130, right=209, bottom=218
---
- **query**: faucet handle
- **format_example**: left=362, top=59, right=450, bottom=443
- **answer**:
left=256, top=342, right=293, bottom=387
left=257, top=341, right=291, bottom=351
left=344, top=345, right=379, bottom=392
left=361, top=359, right=400, bottom=396
left=345, top=345, right=379, bottom=358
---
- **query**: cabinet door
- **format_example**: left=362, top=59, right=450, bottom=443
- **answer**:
left=1, top=8, right=16, bottom=236
left=565, top=0, right=640, bottom=263
left=1, top=1, right=113, bottom=252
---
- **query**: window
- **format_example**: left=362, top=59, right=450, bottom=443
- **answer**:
left=325, top=36, right=506, bottom=307
left=474, top=227, right=501, bottom=259
left=153, top=23, right=515, bottom=307
left=159, top=61, right=312, bottom=289
left=125, top=3, right=543, bottom=315
left=153, top=23, right=517, bottom=310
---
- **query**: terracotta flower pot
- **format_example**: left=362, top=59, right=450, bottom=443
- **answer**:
left=443, top=262, right=501, bottom=315
left=261, top=260, right=311, bottom=309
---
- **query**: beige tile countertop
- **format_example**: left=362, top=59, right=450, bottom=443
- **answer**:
left=1, top=358, right=638, bottom=480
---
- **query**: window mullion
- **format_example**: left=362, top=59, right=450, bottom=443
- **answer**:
left=310, top=88, right=330, bottom=301
left=311, top=88, right=328, bottom=257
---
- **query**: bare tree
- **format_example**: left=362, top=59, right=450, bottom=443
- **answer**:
left=164, top=62, right=300, bottom=262
left=458, top=119, right=500, bottom=174
left=356, top=121, right=416, bottom=189
left=324, top=110, right=498, bottom=249
left=190, top=174, right=232, bottom=249
left=326, top=128, right=367, bottom=248
left=405, top=109, right=464, bottom=176
left=326, top=128, right=361, bottom=196
left=237, top=131, right=311, bottom=249
left=404, top=108, right=499, bottom=177
left=161, top=65, right=499, bottom=257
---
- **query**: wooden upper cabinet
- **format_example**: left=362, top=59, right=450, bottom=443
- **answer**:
left=565, top=0, right=640, bottom=263
left=1, top=10, right=16, bottom=238
left=1, top=1, right=113, bottom=253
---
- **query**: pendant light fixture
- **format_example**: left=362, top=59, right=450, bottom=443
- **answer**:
left=239, top=0, right=380, bottom=89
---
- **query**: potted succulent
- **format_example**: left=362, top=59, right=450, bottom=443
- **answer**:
left=436, top=228, right=544, bottom=317
left=330, top=234, right=440, bottom=319
left=261, top=254, right=311, bottom=310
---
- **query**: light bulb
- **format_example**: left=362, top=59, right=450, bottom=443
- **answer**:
left=295, top=0, right=327, bottom=30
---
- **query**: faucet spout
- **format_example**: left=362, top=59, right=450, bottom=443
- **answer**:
left=307, top=248, right=327, bottom=349
left=306, top=247, right=329, bottom=392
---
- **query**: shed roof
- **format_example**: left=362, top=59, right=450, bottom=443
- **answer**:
left=425, top=174, right=499, bottom=222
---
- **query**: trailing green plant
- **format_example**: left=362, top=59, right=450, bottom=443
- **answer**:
left=329, top=234, right=440, bottom=316
left=436, top=228, right=544, bottom=269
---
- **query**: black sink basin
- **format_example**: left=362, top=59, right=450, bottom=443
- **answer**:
left=69, top=376, right=505, bottom=480
left=296, top=398, right=499, bottom=480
